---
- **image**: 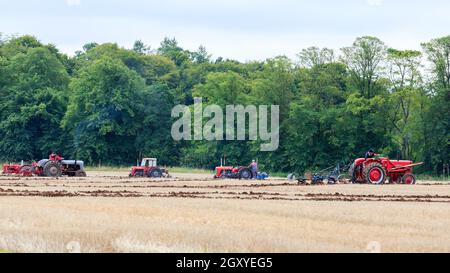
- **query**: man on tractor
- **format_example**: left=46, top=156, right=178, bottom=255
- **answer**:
left=364, top=149, right=379, bottom=160
left=49, top=152, right=63, bottom=161
left=351, top=149, right=380, bottom=182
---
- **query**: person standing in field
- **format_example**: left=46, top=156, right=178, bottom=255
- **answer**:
left=250, top=160, right=258, bottom=179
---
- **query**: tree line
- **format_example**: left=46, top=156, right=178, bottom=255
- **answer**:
left=0, top=33, right=448, bottom=175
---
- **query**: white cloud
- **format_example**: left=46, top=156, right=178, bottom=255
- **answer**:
left=366, top=0, right=383, bottom=6
left=2, top=0, right=449, bottom=61
left=66, top=0, right=81, bottom=6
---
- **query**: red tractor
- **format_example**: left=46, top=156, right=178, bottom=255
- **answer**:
left=214, top=166, right=253, bottom=180
left=129, top=158, right=169, bottom=178
left=2, top=154, right=87, bottom=177
left=349, top=157, right=423, bottom=185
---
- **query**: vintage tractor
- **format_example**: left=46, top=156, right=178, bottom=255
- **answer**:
left=349, top=157, right=423, bottom=185
left=129, top=158, right=169, bottom=178
left=2, top=154, right=87, bottom=177
left=214, top=166, right=253, bottom=180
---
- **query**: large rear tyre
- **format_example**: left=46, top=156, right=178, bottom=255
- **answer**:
left=43, top=161, right=62, bottom=177
left=75, top=170, right=87, bottom=177
left=348, top=163, right=355, bottom=183
left=239, top=168, right=252, bottom=180
left=363, top=162, right=386, bottom=185
left=148, top=168, right=163, bottom=178
left=401, top=174, right=416, bottom=185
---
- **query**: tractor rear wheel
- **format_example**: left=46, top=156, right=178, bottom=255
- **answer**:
left=363, top=162, right=386, bottom=185
left=149, top=168, right=163, bottom=178
left=348, top=163, right=355, bottom=182
left=239, top=168, right=252, bottom=180
left=349, top=163, right=365, bottom=183
left=43, top=161, right=62, bottom=177
left=401, top=174, right=416, bottom=185
left=75, top=170, right=87, bottom=177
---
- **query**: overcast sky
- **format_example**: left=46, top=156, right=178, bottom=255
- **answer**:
left=1, top=0, right=449, bottom=61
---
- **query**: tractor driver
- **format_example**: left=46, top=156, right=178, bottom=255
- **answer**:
left=250, top=160, right=258, bottom=180
left=365, top=149, right=379, bottom=160
left=49, top=152, right=63, bottom=161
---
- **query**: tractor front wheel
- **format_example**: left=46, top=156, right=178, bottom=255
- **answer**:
left=43, top=161, right=62, bottom=177
left=401, top=174, right=416, bottom=185
left=363, top=163, right=386, bottom=185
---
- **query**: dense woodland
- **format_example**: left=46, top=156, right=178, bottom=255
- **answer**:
left=0, top=33, right=448, bottom=175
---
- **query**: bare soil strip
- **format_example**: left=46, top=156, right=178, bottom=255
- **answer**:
left=1, top=172, right=449, bottom=204
left=1, top=172, right=450, bottom=253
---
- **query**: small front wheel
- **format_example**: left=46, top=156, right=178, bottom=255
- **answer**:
left=401, top=174, right=416, bottom=185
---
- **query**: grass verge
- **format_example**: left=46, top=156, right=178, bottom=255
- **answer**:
left=416, top=174, right=450, bottom=182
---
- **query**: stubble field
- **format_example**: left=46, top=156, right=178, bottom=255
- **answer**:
left=0, top=172, right=449, bottom=253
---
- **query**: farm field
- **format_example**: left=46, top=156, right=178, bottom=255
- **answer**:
left=0, top=172, right=449, bottom=253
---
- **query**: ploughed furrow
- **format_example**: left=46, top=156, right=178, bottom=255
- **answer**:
left=2, top=186, right=450, bottom=203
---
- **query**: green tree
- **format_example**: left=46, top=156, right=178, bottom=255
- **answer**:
left=185, top=71, right=252, bottom=169
left=285, top=61, right=350, bottom=173
left=191, top=45, right=211, bottom=64
left=63, top=57, right=147, bottom=164
left=157, top=37, right=190, bottom=67
left=0, top=47, right=69, bottom=160
left=341, top=36, right=387, bottom=98
left=386, top=49, right=423, bottom=159
left=298, top=47, right=335, bottom=68
left=141, top=54, right=180, bottom=88
left=0, top=35, right=43, bottom=59
left=133, top=40, right=151, bottom=55
left=250, top=57, right=297, bottom=171
left=421, top=36, right=450, bottom=174
left=135, top=83, right=180, bottom=166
